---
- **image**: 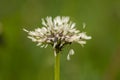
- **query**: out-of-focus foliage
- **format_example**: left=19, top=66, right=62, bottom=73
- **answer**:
left=0, top=0, right=120, bottom=80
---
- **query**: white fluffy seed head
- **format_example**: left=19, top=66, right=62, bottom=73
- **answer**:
left=23, top=16, right=92, bottom=58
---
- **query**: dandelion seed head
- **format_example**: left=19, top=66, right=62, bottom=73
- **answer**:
left=23, top=16, right=92, bottom=57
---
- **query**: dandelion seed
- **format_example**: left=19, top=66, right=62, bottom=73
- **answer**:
left=83, top=22, right=86, bottom=29
left=67, top=49, right=75, bottom=61
left=23, top=28, right=29, bottom=32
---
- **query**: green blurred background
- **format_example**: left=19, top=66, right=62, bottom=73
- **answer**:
left=0, top=0, right=120, bottom=80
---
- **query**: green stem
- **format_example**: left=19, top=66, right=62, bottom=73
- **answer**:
left=55, top=53, right=60, bottom=80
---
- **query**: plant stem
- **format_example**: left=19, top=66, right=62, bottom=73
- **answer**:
left=55, top=53, right=60, bottom=80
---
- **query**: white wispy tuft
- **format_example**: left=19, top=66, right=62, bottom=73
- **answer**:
left=23, top=16, right=92, bottom=58
left=67, top=49, right=75, bottom=61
